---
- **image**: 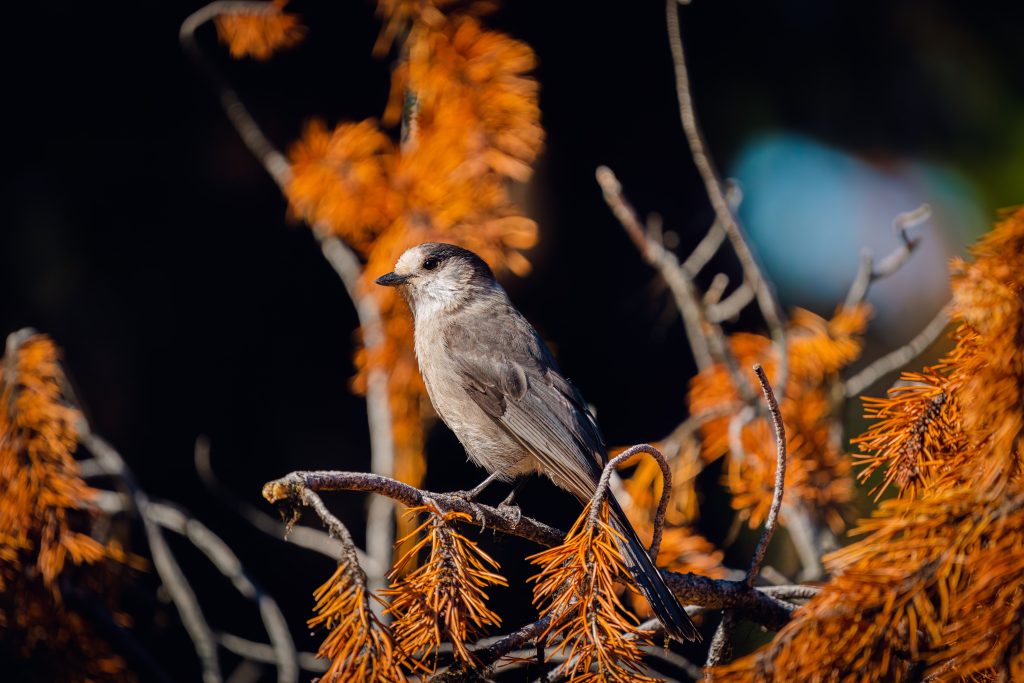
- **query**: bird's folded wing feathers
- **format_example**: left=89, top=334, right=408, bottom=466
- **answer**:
left=443, top=307, right=606, bottom=500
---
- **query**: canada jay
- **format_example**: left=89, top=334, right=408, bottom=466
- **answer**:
left=376, top=242, right=699, bottom=642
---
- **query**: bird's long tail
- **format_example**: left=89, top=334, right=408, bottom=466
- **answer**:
left=606, top=494, right=701, bottom=642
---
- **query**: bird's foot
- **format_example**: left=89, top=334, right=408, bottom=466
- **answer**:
left=497, top=502, right=522, bottom=527
left=450, top=472, right=501, bottom=502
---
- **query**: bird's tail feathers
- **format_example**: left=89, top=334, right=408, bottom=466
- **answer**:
left=606, top=494, right=701, bottom=642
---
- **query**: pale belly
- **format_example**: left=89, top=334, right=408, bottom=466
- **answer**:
left=416, top=337, right=538, bottom=479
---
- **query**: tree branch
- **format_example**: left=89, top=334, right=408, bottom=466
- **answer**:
left=588, top=443, right=672, bottom=559
left=845, top=303, right=950, bottom=397
left=844, top=203, right=931, bottom=309
left=665, top=0, right=788, bottom=388
left=180, top=0, right=397, bottom=596
left=263, top=470, right=564, bottom=548
left=81, top=426, right=300, bottom=683
left=262, top=466, right=803, bottom=639
left=747, top=364, right=787, bottom=587
left=597, top=165, right=714, bottom=370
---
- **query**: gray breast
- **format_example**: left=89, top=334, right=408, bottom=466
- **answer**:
left=413, top=304, right=538, bottom=479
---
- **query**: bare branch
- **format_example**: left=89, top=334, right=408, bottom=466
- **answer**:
left=844, top=203, right=931, bottom=308
left=79, top=428, right=223, bottom=683
left=703, top=273, right=730, bottom=307
left=145, top=502, right=298, bottom=683
left=704, top=610, right=737, bottom=671
left=180, top=1, right=397, bottom=597
left=180, top=2, right=292, bottom=186
left=706, top=281, right=755, bottom=323
left=747, top=364, right=787, bottom=587
left=845, top=303, right=950, bottom=398
left=704, top=365, right=786, bottom=676
left=681, top=179, right=742, bottom=279
left=217, top=634, right=326, bottom=674
left=665, top=0, right=788, bottom=388
left=587, top=443, right=672, bottom=560
left=597, top=165, right=714, bottom=370
left=263, top=470, right=564, bottom=548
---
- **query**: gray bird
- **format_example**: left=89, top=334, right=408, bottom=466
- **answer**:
left=376, top=242, right=699, bottom=642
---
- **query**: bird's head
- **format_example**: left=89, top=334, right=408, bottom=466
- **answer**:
left=375, top=242, right=496, bottom=316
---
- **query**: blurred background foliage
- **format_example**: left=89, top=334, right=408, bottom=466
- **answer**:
left=2, top=0, right=1022, bottom=679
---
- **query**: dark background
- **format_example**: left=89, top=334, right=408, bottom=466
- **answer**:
left=3, top=1, right=1022, bottom=680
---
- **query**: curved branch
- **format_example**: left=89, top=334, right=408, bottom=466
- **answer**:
left=844, top=203, right=931, bottom=309
left=747, top=364, right=787, bottom=587
left=587, top=443, right=672, bottom=559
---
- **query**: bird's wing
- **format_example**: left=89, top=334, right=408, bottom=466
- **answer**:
left=443, top=302, right=606, bottom=500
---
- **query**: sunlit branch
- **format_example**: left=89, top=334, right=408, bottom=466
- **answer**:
left=665, top=0, right=788, bottom=389
left=845, top=303, right=950, bottom=398
left=844, top=204, right=931, bottom=309
left=596, top=164, right=713, bottom=370
left=588, top=443, right=673, bottom=559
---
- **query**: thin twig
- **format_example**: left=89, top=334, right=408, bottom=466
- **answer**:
left=597, top=165, right=714, bottom=370
left=706, top=281, right=755, bottom=323
left=844, top=204, right=931, bottom=308
left=193, top=437, right=385, bottom=574
left=704, top=366, right=787, bottom=676
left=679, top=180, right=741, bottom=279
left=180, top=1, right=397, bottom=598
left=703, top=273, right=730, bottom=307
left=217, top=633, right=326, bottom=673
left=79, top=429, right=223, bottom=683
left=145, top=503, right=298, bottom=683
left=845, top=303, right=950, bottom=397
left=587, top=444, right=672, bottom=560
left=704, top=610, right=737, bottom=671
left=666, top=0, right=788, bottom=389
left=180, top=2, right=292, bottom=185
left=747, top=364, right=787, bottom=587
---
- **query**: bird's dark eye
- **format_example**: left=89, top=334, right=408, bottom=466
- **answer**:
left=422, top=257, right=440, bottom=271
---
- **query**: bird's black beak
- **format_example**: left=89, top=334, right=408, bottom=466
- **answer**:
left=375, top=272, right=410, bottom=287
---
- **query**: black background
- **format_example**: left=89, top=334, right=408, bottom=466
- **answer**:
left=3, top=1, right=1022, bottom=680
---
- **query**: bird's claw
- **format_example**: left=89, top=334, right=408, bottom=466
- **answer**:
left=498, top=502, right=522, bottom=527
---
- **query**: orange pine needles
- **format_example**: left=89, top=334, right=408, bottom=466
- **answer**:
left=383, top=504, right=507, bottom=669
left=852, top=366, right=965, bottom=499
left=0, top=333, right=106, bottom=589
left=688, top=305, right=869, bottom=531
left=214, top=0, right=306, bottom=61
left=719, top=207, right=1024, bottom=680
left=309, top=563, right=406, bottom=682
left=0, top=332, right=128, bottom=680
left=528, top=501, right=657, bottom=683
